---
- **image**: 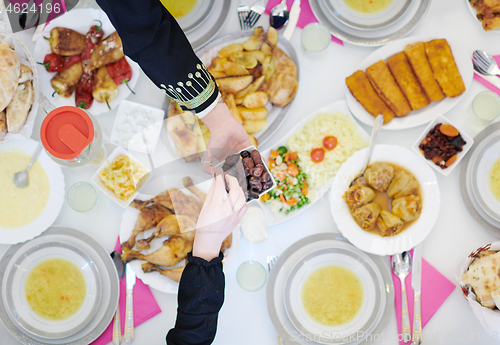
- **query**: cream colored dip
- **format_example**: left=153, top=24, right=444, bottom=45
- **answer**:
left=0, top=149, right=50, bottom=228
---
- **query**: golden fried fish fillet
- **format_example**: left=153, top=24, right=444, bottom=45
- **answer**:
left=403, top=42, right=446, bottom=102
left=345, top=70, right=395, bottom=124
left=264, top=46, right=298, bottom=107
left=387, top=52, right=430, bottom=111
left=424, top=39, right=466, bottom=98
left=366, top=60, right=411, bottom=117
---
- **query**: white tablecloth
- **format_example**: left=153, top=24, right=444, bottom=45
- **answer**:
left=1, top=0, right=500, bottom=344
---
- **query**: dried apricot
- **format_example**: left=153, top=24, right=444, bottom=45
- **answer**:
left=439, top=124, right=459, bottom=137
left=445, top=154, right=458, bottom=167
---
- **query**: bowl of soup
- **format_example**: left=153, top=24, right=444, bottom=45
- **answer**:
left=4, top=241, right=101, bottom=339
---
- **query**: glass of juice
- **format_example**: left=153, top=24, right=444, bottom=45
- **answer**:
left=472, top=91, right=500, bottom=125
left=236, top=261, right=267, bottom=292
left=301, top=23, right=331, bottom=53
left=67, top=182, right=98, bottom=212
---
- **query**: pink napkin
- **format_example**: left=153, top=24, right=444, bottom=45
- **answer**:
left=391, top=249, right=455, bottom=345
left=473, top=54, right=500, bottom=96
left=90, top=239, right=162, bottom=345
left=264, top=0, right=343, bottom=45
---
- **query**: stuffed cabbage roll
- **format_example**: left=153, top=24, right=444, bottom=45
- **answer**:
left=343, top=185, right=376, bottom=209
left=392, top=195, right=422, bottom=222
left=364, top=162, right=394, bottom=192
left=377, top=210, right=405, bottom=237
left=352, top=202, right=381, bottom=230
left=387, top=170, right=419, bottom=198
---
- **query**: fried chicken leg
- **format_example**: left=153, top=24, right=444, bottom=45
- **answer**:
left=142, top=263, right=186, bottom=283
left=136, top=214, right=197, bottom=250
left=122, top=236, right=193, bottom=267
left=182, top=177, right=207, bottom=204
left=130, top=190, right=174, bottom=210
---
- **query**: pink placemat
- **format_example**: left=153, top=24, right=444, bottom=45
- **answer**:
left=91, top=239, right=162, bottom=345
left=265, top=0, right=343, bottom=45
left=391, top=249, right=455, bottom=345
left=473, top=54, right=500, bottom=96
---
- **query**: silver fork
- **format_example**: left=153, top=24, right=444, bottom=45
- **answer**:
left=237, top=0, right=250, bottom=30
left=245, top=1, right=265, bottom=29
left=473, top=50, right=500, bottom=76
left=267, top=256, right=286, bottom=345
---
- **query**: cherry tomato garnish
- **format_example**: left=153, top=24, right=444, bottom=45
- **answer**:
left=323, top=136, right=338, bottom=150
left=310, top=148, right=325, bottom=163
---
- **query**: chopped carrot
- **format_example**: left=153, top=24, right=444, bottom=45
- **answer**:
left=289, top=152, right=298, bottom=161
left=268, top=157, right=275, bottom=167
left=419, top=149, right=424, bottom=155
left=432, top=156, right=441, bottom=164
left=446, top=154, right=457, bottom=167
left=280, top=194, right=286, bottom=203
left=286, top=198, right=297, bottom=206
left=260, top=193, right=270, bottom=201
left=275, top=171, right=286, bottom=180
left=286, top=164, right=299, bottom=177
left=286, top=179, right=293, bottom=184
left=301, top=185, right=308, bottom=195
left=284, top=152, right=290, bottom=162
left=270, top=150, right=279, bottom=158
left=65, top=296, right=70, bottom=301
left=440, top=124, right=459, bottom=137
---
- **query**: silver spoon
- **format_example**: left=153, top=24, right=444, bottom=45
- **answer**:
left=111, top=251, right=126, bottom=345
left=269, top=0, right=289, bottom=30
left=350, top=114, right=384, bottom=186
left=13, top=142, right=43, bottom=188
left=472, top=50, right=500, bottom=76
left=392, top=251, right=412, bottom=344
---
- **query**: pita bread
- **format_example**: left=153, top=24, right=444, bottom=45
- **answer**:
left=0, top=110, right=6, bottom=140
left=0, top=43, right=20, bottom=112
left=18, top=64, right=33, bottom=84
left=6, top=81, right=34, bottom=134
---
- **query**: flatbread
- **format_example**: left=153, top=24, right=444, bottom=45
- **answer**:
left=0, top=43, right=20, bottom=112
left=461, top=251, right=500, bottom=309
left=18, top=64, right=33, bottom=84
left=6, top=81, right=34, bottom=134
left=0, top=110, right=6, bottom=140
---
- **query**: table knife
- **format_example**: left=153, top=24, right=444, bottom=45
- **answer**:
left=474, top=69, right=500, bottom=90
left=124, top=264, right=136, bottom=343
left=283, top=0, right=301, bottom=41
left=32, top=0, right=52, bottom=41
left=411, top=244, right=422, bottom=345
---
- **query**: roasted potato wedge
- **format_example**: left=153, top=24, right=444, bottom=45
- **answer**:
left=216, top=75, right=253, bottom=93
left=218, top=43, right=244, bottom=58
left=238, top=106, right=268, bottom=120
left=262, top=56, right=276, bottom=80
left=261, top=42, right=272, bottom=55
left=234, top=75, right=265, bottom=100
left=248, top=134, right=258, bottom=147
left=223, top=94, right=243, bottom=124
left=228, top=52, right=258, bottom=69
left=246, top=50, right=265, bottom=63
left=243, top=118, right=267, bottom=133
left=267, top=27, right=278, bottom=46
left=243, top=91, right=268, bottom=108
left=208, top=70, right=226, bottom=78
left=211, top=57, right=229, bottom=72
left=243, top=37, right=261, bottom=51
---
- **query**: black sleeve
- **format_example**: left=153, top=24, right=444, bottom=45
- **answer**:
left=166, top=252, right=225, bottom=345
left=95, top=0, right=219, bottom=115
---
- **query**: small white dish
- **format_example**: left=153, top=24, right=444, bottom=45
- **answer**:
left=91, top=146, right=151, bottom=208
left=110, top=100, right=165, bottom=154
left=412, top=114, right=474, bottom=177
left=330, top=144, right=440, bottom=256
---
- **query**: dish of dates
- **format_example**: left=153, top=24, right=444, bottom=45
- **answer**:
left=419, top=123, right=466, bottom=169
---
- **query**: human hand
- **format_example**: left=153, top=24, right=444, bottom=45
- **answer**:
left=193, top=170, right=248, bottom=261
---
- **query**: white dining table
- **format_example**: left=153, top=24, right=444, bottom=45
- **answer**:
left=1, top=0, right=500, bottom=344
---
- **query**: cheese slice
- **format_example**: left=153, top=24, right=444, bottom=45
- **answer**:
left=461, top=251, right=500, bottom=309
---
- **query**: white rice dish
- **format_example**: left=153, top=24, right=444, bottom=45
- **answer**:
left=287, top=112, right=367, bottom=189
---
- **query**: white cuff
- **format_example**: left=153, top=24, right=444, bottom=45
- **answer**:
left=195, top=92, right=221, bottom=119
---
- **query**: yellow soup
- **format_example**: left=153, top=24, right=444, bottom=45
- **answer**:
left=25, top=258, right=86, bottom=321
left=343, top=0, right=393, bottom=14
left=161, top=0, right=198, bottom=19
left=0, top=150, right=49, bottom=228
left=301, top=265, right=364, bottom=326
left=490, top=157, right=500, bottom=202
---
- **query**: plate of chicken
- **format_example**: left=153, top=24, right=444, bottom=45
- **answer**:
left=119, top=174, right=239, bottom=294
left=330, top=144, right=440, bottom=256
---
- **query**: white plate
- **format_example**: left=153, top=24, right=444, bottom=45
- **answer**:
left=176, top=0, right=215, bottom=34
left=283, top=248, right=383, bottom=344
left=472, top=134, right=500, bottom=222
left=6, top=242, right=101, bottom=339
left=466, top=0, right=500, bottom=34
left=412, top=114, right=474, bottom=177
left=186, top=0, right=231, bottom=50
left=0, top=139, right=65, bottom=244
left=256, top=100, right=369, bottom=226
left=346, top=36, right=473, bottom=130
left=330, top=144, right=441, bottom=256
left=119, top=174, right=240, bottom=294
left=266, top=233, right=394, bottom=345
left=91, top=145, right=152, bottom=208
left=0, top=32, right=40, bottom=143
left=33, top=9, right=140, bottom=116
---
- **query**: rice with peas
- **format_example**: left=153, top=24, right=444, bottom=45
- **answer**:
left=287, top=112, right=367, bottom=189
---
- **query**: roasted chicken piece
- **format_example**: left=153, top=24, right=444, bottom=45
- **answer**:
left=170, top=188, right=203, bottom=219
left=166, top=112, right=205, bottom=161
left=142, top=263, right=186, bottom=283
left=131, top=190, right=174, bottom=210
left=364, top=162, right=394, bottom=192
left=122, top=236, right=193, bottom=267
left=121, top=204, right=173, bottom=251
left=88, top=32, right=124, bottom=70
left=183, top=177, right=207, bottom=204
left=264, top=46, right=298, bottom=107
left=45, top=27, right=86, bottom=56
left=221, top=233, right=233, bottom=253
left=136, top=215, right=196, bottom=250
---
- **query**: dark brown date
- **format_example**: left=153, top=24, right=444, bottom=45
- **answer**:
left=251, top=165, right=263, bottom=177
left=240, top=150, right=250, bottom=158
left=262, top=180, right=273, bottom=189
left=250, top=150, right=262, bottom=165
left=247, top=189, right=259, bottom=200
left=261, top=171, right=270, bottom=182
left=242, top=157, right=255, bottom=169
left=249, top=176, right=262, bottom=191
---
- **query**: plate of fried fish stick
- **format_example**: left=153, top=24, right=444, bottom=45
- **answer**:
left=345, top=37, right=473, bottom=130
